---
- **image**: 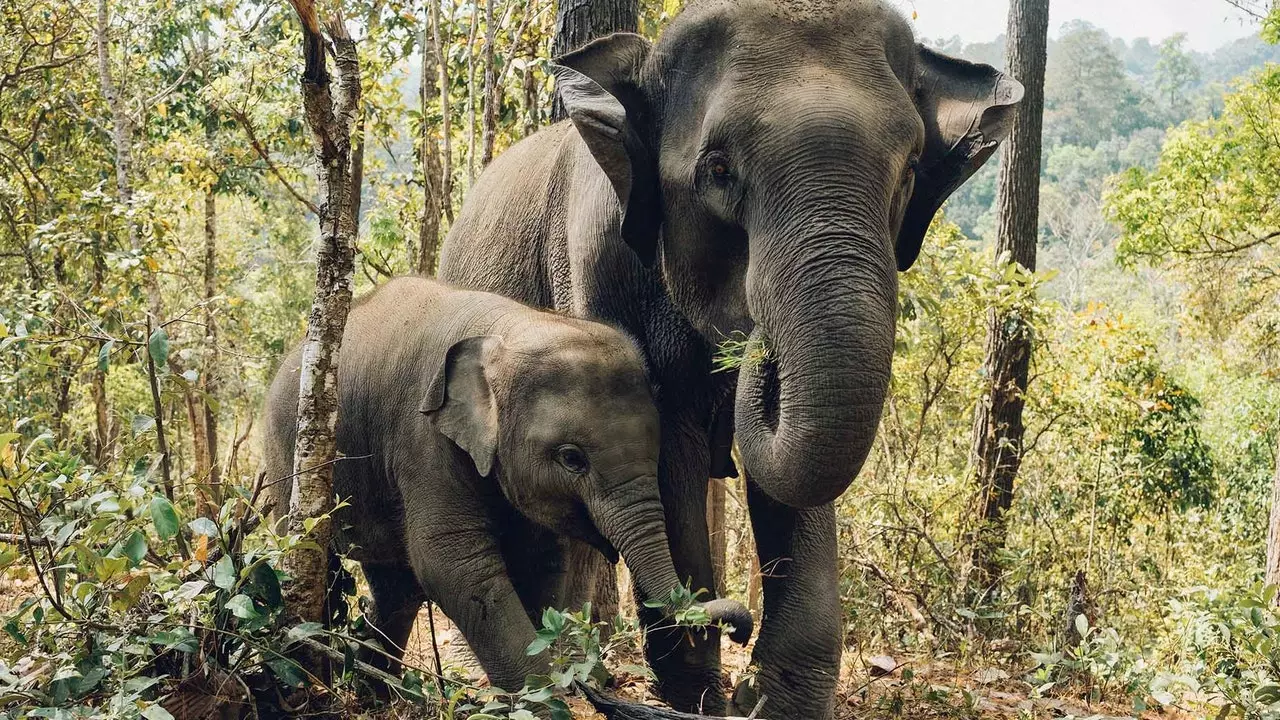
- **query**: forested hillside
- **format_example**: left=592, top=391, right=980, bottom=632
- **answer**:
left=0, top=1, right=1277, bottom=718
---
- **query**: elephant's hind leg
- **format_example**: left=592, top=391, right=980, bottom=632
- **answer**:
left=737, top=481, right=841, bottom=720
left=360, top=564, right=427, bottom=685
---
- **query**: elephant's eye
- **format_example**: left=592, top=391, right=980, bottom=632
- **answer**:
left=704, top=152, right=733, bottom=186
left=555, top=445, right=590, bottom=474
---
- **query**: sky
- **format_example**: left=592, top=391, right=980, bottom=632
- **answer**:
left=889, top=0, right=1263, bottom=52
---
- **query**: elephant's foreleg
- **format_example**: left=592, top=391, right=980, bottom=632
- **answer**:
left=642, top=415, right=725, bottom=715
left=736, top=480, right=841, bottom=720
left=360, top=564, right=426, bottom=675
left=410, top=531, right=544, bottom=694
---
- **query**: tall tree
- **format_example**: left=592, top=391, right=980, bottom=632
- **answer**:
left=550, top=0, right=637, bottom=120
left=418, top=7, right=446, bottom=276
left=281, top=0, right=362, bottom=670
left=480, top=0, right=498, bottom=166
left=969, top=0, right=1050, bottom=598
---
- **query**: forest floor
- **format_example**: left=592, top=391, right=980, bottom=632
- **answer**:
left=398, top=607, right=1195, bottom=720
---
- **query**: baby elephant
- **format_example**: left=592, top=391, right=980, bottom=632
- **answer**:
left=263, top=277, right=751, bottom=694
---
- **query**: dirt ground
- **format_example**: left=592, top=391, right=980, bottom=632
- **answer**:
left=398, top=606, right=1192, bottom=720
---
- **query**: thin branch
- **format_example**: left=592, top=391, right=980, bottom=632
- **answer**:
left=224, top=106, right=321, bottom=215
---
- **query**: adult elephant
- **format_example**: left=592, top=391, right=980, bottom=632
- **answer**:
left=439, top=1, right=1022, bottom=716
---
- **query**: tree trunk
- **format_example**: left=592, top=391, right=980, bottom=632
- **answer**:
left=95, top=0, right=163, bottom=324
left=707, top=477, right=727, bottom=594
left=201, top=185, right=221, bottom=514
left=466, top=5, right=479, bottom=185
left=418, top=16, right=445, bottom=277
left=282, top=0, right=362, bottom=672
left=1266, top=430, right=1280, bottom=592
left=437, top=0, right=455, bottom=224
left=967, top=0, right=1049, bottom=601
left=551, top=0, right=638, bottom=121
left=480, top=0, right=498, bottom=166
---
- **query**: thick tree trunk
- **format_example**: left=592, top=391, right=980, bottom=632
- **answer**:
left=418, top=17, right=445, bottom=277
left=282, top=0, right=361, bottom=662
left=1266, top=431, right=1280, bottom=592
left=551, top=0, right=638, bottom=120
left=968, top=0, right=1049, bottom=600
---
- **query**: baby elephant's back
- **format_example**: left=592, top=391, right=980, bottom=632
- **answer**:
left=260, top=277, right=460, bottom=561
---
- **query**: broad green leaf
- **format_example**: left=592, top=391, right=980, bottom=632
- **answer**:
left=131, top=414, right=156, bottom=437
left=97, top=340, right=113, bottom=373
left=122, top=531, right=147, bottom=566
left=151, top=496, right=179, bottom=539
left=225, top=594, right=260, bottom=620
left=141, top=705, right=174, bottom=720
left=188, top=517, right=218, bottom=538
left=212, top=555, right=236, bottom=590
left=148, top=326, right=169, bottom=369
left=175, top=580, right=207, bottom=601
left=267, top=658, right=307, bottom=687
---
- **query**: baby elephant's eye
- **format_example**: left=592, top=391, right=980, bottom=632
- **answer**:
left=555, top=445, right=590, bottom=474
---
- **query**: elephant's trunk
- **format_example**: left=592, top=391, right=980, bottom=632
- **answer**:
left=593, top=484, right=753, bottom=644
left=734, top=208, right=898, bottom=509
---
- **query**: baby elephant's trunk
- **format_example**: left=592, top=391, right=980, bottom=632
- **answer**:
left=595, top=488, right=754, bottom=645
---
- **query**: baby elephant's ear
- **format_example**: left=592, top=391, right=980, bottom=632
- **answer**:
left=420, top=336, right=504, bottom=477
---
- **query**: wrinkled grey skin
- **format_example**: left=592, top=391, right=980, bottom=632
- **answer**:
left=263, top=278, right=752, bottom=695
left=439, top=2, right=1021, bottom=716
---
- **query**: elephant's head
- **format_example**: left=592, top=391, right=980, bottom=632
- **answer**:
left=421, top=324, right=752, bottom=643
left=553, top=0, right=1022, bottom=508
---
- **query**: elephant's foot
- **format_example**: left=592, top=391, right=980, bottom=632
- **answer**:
left=645, top=627, right=727, bottom=715
left=729, top=658, right=838, bottom=720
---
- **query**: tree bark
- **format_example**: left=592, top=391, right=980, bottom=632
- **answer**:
left=201, top=185, right=221, bottom=514
left=1266, top=430, right=1280, bottom=592
left=282, top=0, right=362, bottom=660
left=967, top=0, right=1050, bottom=600
left=95, top=0, right=163, bottom=324
left=707, top=478, right=727, bottom=594
left=436, top=0, right=455, bottom=224
left=480, top=0, right=498, bottom=166
left=418, top=15, right=445, bottom=276
left=551, top=0, right=638, bottom=121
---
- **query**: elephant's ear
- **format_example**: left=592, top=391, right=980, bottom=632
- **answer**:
left=420, top=336, right=504, bottom=477
left=898, top=45, right=1024, bottom=271
left=551, top=33, right=659, bottom=266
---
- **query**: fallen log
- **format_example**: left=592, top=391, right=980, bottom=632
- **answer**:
left=578, top=683, right=768, bottom=720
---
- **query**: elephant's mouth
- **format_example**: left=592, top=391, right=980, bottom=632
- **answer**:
left=575, top=510, right=620, bottom=563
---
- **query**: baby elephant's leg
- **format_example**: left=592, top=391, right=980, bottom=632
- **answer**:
left=411, top=532, right=546, bottom=694
left=361, top=564, right=426, bottom=674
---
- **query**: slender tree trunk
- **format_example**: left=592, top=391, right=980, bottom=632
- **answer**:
left=550, top=0, right=638, bottom=120
left=418, top=16, right=445, bottom=277
left=1266, top=430, right=1280, bottom=593
left=282, top=0, right=362, bottom=663
left=480, top=0, right=498, bottom=166
left=968, top=0, right=1050, bottom=600
left=90, top=235, right=112, bottom=465
left=707, top=478, right=727, bottom=594
left=201, top=186, right=221, bottom=513
left=346, top=2, right=381, bottom=235
left=466, top=4, right=479, bottom=185
left=436, top=0, right=455, bottom=224
left=523, top=50, right=540, bottom=137
left=95, top=0, right=163, bottom=323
